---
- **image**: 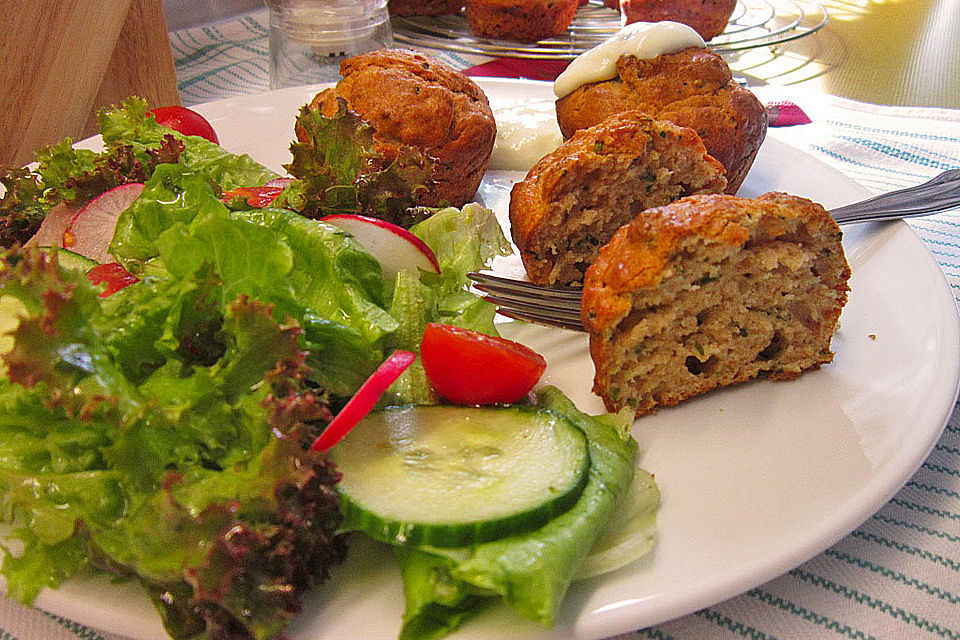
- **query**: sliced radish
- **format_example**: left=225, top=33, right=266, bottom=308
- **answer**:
left=221, top=178, right=294, bottom=208
left=64, top=183, right=145, bottom=263
left=263, top=177, right=296, bottom=189
left=86, top=262, right=139, bottom=297
left=320, top=214, right=440, bottom=280
left=310, top=350, right=417, bottom=453
left=24, top=202, right=82, bottom=248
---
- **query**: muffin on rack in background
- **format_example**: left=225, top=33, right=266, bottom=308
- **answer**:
left=465, top=0, right=580, bottom=42
left=388, top=0, right=464, bottom=16
left=307, top=49, right=496, bottom=208
left=555, top=46, right=767, bottom=194
left=602, top=0, right=736, bottom=40
left=582, top=192, right=850, bottom=415
left=510, top=110, right=726, bottom=286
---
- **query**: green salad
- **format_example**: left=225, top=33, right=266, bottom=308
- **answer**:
left=0, top=98, right=659, bottom=640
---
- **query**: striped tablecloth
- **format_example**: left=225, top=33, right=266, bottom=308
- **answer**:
left=1, top=9, right=958, bottom=640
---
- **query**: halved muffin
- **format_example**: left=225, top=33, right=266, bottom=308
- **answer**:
left=582, top=192, right=851, bottom=415
left=510, top=111, right=726, bottom=285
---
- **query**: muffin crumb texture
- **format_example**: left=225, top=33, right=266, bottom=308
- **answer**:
left=510, top=111, right=727, bottom=286
left=583, top=192, right=851, bottom=415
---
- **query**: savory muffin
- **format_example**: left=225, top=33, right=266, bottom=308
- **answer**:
left=388, top=0, right=463, bottom=16
left=582, top=192, right=851, bottom=415
left=619, top=0, right=736, bottom=40
left=555, top=46, right=767, bottom=194
left=510, top=110, right=726, bottom=286
left=307, top=49, right=496, bottom=207
left=465, top=0, right=580, bottom=42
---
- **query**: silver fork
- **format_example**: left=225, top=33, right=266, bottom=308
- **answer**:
left=469, top=169, right=960, bottom=331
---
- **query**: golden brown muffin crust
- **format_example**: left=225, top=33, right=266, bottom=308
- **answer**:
left=555, top=47, right=768, bottom=194
left=620, top=0, right=736, bottom=41
left=583, top=192, right=850, bottom=413
left=309, top=49, right=496, bottom=207
left=388, top=0, right=463, bottom=16
left=510, top=111, right=726, bottom=284
left=466, top=0, right=579, bottom=42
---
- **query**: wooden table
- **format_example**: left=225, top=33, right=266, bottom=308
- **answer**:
left=729, top=0, right=960, bottom=108
left=0, top=0, right=180, bottom=168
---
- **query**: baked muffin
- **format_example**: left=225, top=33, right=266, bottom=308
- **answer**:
left=555, top=47, right=767, bottom=194
left=466, top=0, right=580, bottom=42
left=510, top=111, right=726, bottom=286
left=582, top=192, right=851, bottom=415
left=308, top=49, right=496, bottom=208
left=388, top=0, right=463, bottom=16
left=620, top=0, right=736, bottom=40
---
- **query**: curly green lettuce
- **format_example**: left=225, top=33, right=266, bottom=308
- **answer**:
left=0, top=97, right=275, bottom=249
left=283, top=100, right=435, bottom=227
left=0, top=248, right=345, bottom=640
left=0, top=96, right=515, bottom=640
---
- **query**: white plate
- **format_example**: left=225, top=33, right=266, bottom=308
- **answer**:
left=9, top=79, right=960, bottom=640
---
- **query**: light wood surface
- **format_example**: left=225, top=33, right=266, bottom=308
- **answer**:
left=0, top=0, right=180, bottom=168
left=730, top=0, right=960, bottom=108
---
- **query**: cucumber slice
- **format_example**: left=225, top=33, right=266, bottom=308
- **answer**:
left=36, top=246, right=97, bottom=272
left=575, top=467, right=660, bottom=580
left=331, top=405, right=590, bottom=547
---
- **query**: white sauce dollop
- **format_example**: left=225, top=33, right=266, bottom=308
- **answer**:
left=489, top=99, right=563, bottom=171
left=553, top=21, right=706, bottom=99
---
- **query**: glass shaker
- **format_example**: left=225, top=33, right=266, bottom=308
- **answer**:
left=267, top=0, right=393, bottom=89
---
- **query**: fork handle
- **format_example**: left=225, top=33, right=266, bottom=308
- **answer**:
left=830, top=168, right=960, bottom=224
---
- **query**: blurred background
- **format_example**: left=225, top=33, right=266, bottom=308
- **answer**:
left=3, top=0, right=957, bottom=167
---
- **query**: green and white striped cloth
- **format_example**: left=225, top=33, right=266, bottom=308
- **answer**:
left=1, top=10, right=958, bottom=640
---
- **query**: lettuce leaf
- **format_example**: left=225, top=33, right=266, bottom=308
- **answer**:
left=376, top=203, right=511, bottom=403
left=0, top=248, right=345, bottom=640
left=393, top=387, right=641, bottom=639
left=1, top=98, right=276, bottom=251
left=98, top=97, right=277, bottom=190
left=410, top=203, right=512, bottom=336
left=283, top=100, right=434, bottom=227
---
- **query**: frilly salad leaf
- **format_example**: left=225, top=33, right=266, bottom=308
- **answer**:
left=0, top=247, right=345, bottom=640
left=384, top=204, right=511, bottom=404
left=97, top=97, right=277, bottom=190
left=0, top=92, right=517, bottom=640
left=283, top=100, right=435, bottom=228
left=110, top=160, right=507, bottom=404
left=1, top=97, right=275, bottom=249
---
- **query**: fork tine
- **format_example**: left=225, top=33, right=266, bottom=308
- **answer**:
left=468, top=271, right=586, bottom=331
left=495, top=307, right=585, bottom=332
left=481, top=294, right=584, bottom=323
left=468, top=272, right=583, bottom=301
left=473, top=286, right=582, bottom=314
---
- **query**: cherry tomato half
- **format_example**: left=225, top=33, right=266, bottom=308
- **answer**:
left=420, top=323, right=546, bottom=405
left=86, top=262, right=139, bottom=297
left=220, top=185, right=285, bottom=208
left=149, top=105, right=219, bottom=144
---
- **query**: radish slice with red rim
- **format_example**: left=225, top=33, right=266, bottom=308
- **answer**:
left=65, top=183, right=145, bottom=263
left=311, top=350, right=417, bottom=453
left=320, top=214, right=440, bottom=280
left=25, top=202, right=82, bottom=249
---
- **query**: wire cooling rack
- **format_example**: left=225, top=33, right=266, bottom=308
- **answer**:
left=392, top=0, right=828, bottom=59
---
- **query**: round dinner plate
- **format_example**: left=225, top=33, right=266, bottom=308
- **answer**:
left=9, top=79, right=960, bottom=640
